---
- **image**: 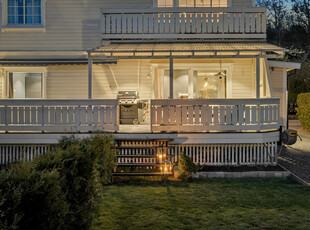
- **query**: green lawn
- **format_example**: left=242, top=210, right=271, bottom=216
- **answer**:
left=92, top=179, right=310, bottom=230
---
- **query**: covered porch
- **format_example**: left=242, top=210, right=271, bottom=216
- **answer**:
left=0, top=42, right=284, bottom=134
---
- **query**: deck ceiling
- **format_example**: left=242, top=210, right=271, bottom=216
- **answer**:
left=92, top=42, right=285, bottom=59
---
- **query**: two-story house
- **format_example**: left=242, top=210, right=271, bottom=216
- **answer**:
left=0, top=0, right=300, bottom=167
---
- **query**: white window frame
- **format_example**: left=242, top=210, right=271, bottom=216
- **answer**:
left=153, top=0, right=232, bottom=7
left=1, top=67, right=47, bottom=99
left=1, top=0, right=46, bottom=30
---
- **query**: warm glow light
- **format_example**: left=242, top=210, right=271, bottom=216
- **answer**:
left=203, top=78, right=208, bottom=88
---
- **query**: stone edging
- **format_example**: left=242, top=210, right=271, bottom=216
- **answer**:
left=192, top=171, right=291, bottom=179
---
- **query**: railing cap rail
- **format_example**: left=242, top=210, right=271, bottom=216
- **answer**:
left=102, top=7, right=266, bottom=14
left=151, top=98, right=280, bottom=106
left=0, top=99, right=119, bottom=106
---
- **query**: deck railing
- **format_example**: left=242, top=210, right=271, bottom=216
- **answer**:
left=151, top=98, right=280, bottom=132
left=101, top=7, right=266, bottom=40
left=0, top=100, right=119, bottom=132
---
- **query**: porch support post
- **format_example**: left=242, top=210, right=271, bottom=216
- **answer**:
left=169, top=57, right=174, bottom=99
left=88, top=53, right=93, bottom=100
left=256, top=57, right=260, bottom=99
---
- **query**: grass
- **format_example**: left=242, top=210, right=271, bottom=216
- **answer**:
left=92, top=178, right=310, bottom=230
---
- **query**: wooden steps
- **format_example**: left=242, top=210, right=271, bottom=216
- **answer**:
left=115, top=139, right=174, bottom=176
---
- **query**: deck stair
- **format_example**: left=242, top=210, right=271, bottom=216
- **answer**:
left=114, top=139, right=174, bottom=176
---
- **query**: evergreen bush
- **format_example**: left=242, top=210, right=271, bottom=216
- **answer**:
left=297, top=93, right=310, bottom=131
left=178, top=152, right=198, bottom=181
left=0, top=135, right=116, bottom=230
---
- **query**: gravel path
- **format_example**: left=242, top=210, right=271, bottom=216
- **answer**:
left=278, top=120, right=310, bottom=184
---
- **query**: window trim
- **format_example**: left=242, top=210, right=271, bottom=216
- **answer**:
left=1, top=67, right=47, bottom=99
left=154, top=0, right=232, bottom=8
left=1, top=0, right=46, bottom=30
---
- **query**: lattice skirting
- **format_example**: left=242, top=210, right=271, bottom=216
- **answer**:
left=0, top=142, right=278, bottom=166
left=169, top=142, right=278, bottom=166
left=0, top=145, right=51, bottom=166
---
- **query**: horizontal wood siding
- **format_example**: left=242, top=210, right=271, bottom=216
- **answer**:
left=46, top=60, right=152, bottom=99
left=231, top=59, right=254, bottom=98
left=0, top=0, right=153, bottom=51
left=270, top=68, right=286, bottom=128
left=47, top=65, right=88, bottom=99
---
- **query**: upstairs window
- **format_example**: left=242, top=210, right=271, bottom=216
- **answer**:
left=158, top=0, right=174, bottom=7
left=156, top=0, right=228, bottom=7
left=8, top=0, right=42, bottom=25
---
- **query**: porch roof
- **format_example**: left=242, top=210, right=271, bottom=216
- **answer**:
left=91, top=42, right=285, bottom=59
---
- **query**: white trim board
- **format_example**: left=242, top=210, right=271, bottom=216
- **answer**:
left=268, top=61, right=301, bottom=71
left=0, top=131, right=280, bottom=145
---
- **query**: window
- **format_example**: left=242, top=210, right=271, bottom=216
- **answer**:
left=158, top=0, right=174, bottom=7
left=7, top=0, right=41, bottom=25
left=193, top=70, right=227, bottom=99
left=156, top=0, right=228, bottom=7
left=2, top=0, right=45, bottom=28
left=8, top=72, right=43, bottom=99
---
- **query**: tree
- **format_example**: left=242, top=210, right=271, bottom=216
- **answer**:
left=291, top=0, right=310, bottom=51
left=257, top=0, right=288, bottom=46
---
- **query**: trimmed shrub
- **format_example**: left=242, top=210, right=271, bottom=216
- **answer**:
left=297, top=93, right=310, bottom=131
left=178, top=152, right=198, bottom=181
left=0, top=135, right=116, bottom=230
left=0, top=162, right=68, bottom=230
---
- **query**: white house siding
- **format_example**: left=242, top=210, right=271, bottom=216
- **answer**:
left=231, top=58, right=254, bottom=98
left=44, top=58, right=255, bottom=99
left=46, top=65, right=88, bottom=99
left=270, top=68, right=287, bottom=128
left=0, top=0, right=153, bottom=51
left=46, top=60, right=153, bottom=99
left=93, top=60, right=152, bottom=99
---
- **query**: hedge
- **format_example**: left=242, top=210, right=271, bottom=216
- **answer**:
left=297, top=93, right=310, bottom=131
left=0, top=135, right=117, bottom=230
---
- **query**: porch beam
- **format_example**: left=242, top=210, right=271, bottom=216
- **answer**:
left=169, top=57, right=174, bottom=99
left=256, top=57, right=260, bottom=99
left=88, top=54, right=93, bottom=100
left=92, top=54, right=281, bottom=60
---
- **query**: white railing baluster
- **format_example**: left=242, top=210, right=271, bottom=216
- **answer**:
left=0, top=100, right=119, bottom=132
left=101, top=8, right=267, bottom=39
left=151, top=99, right=280, bottom=132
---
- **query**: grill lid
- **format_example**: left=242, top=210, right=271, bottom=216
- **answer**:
left=117, top=91, right=139, bottom=99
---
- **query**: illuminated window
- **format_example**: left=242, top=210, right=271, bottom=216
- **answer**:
left=8, top=73, right=43, bottom=99
left=158, top=0, right=174, bottom=7
left=157, top=0, right=228, bottom=7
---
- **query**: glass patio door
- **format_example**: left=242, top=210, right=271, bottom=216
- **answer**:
left=154, top=69, right=190, bottom=99
left=193, top=70, right=227, bottom=99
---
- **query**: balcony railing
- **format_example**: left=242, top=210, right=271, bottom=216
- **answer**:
left=0, top=98, right=279, bottom=133
left=151, top=98, right=280, bottom=132
left=0, top=100, right=119, bottom=132
left=101, top=7, right=266, bottom=40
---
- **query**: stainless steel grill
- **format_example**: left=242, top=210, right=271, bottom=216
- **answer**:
left=118, top=91, right=143, bottom=125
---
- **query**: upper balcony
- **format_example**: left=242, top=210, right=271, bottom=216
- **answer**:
left=101, top=7, right=266, bottom=41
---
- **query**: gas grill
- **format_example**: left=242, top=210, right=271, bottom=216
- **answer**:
left=117, top=91, right=144, bottom=125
